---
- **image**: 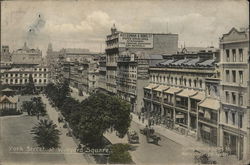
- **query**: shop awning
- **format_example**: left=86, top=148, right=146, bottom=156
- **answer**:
left=164, top=87, right=182, bottom=95
left=144, top=84, right=158, bottom=90
left=199, top=98, right=220, bottom=110
left=191, top=92, right=205, bottom=100
left=176, top=89, right=197, bottom=98
left=153, top=85, right=169, bottom=92
left=1, top=88, right=14, bottom=92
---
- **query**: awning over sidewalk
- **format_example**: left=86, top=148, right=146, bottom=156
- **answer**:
left=164, top=87, right=182, bottom=95
left=191, top=92, right=205, bottom=100
left=153, top=85, right=169, bottom=92
left=144, top=84, right=158, bottom=90
left=199, top=98, right=220, bottom=110
left=176, top=89, right=197, bottom=98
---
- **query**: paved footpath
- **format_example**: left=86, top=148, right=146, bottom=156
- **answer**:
left=131, top=113, right=243, bottom=165
left=41, top=95, right=95, bottom=165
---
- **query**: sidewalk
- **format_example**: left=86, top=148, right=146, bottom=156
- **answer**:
left=131, top=113, right=242, bottom=165
left=41, top=95, right=95, bottom=164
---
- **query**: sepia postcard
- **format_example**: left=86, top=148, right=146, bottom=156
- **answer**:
left=0, top=0, right=249, bottom=165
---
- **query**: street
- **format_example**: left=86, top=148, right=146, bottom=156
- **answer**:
left=41, top=94, right=93, bottom=164
left=104, top=121, right=194, bottom=164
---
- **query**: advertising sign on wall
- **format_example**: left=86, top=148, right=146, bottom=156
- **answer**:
left=119, top=33, right=153, bottom=48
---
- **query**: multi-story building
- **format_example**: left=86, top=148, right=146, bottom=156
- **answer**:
left=105, top=24, right=178, bottom=94
left=219, top=27, right=249, bottom=160
left=12, top=42, right=43, bottom=67
left=56, top=48, right=100, bottom=82
left=117, top=50, right=164, bottom=113
left=1, top=66, right=49, bottom=91
left=62, top=57, right=99, bottom=94
left=143, top=49, right=220, bottom=138
left=46, top=43, right=60, bottom=82
left=197, top=77, right=220, bottom=146
left=1, top=45, right=12, bottom=62
left=98, top=54, right=107, bottom=92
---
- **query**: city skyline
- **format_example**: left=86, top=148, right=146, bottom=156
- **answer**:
left=1, top=0, right=248, bottom=55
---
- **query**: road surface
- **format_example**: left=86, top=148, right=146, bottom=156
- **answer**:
left=41, top=95, right=91, bottom=165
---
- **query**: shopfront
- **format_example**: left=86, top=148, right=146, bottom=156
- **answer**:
left=199, top=123, right=217, bottom=146
left=223, top=131, right=244, bottom=160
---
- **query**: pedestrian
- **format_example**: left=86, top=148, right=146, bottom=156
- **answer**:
left=142, top=117, right=144, bottom=123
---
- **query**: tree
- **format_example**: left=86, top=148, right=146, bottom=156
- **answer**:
left=77, top=92, right=131, bottom=147
left=22, top=74, right=36, bottom=95
left=31, top=119, right=61, bottom=149
left=32, top=97, right=46, bottom=117
left=109, top=143, right=133, bottom=164
left=22, top=101, right=34, bottom=115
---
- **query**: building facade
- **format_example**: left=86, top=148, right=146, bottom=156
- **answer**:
left=1, top=45, right=12, bottom=62
left=12, top=42, right=43, bottom=66
left=219, top=27, right=249, bottom=160
left=98, top=54, right=107, bottom=92
left=143, top=49, right=220, bottom=138
left=105, top=25, right=178, bottom=95
left=1, top=66, right=49, bottom=91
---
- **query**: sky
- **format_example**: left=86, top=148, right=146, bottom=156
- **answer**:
left=1, top=0, right=249, bottom=56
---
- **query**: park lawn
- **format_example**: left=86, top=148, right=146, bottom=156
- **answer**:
left=0, top=114, right=67, bottom=165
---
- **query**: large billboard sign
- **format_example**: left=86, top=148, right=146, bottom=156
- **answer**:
left=119, top=33, right=153, bottom=48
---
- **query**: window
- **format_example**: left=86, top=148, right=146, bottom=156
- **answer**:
left=179, top=78, right=182, bottom=85
left=232, top=92, right=236, bottom=104
left=34, top=74, right=37, bottom=77
left=226, top=70, right=230, bottom=82
left=184, top=79, right=186, bottom=86
left=194, top=80, right=197, bottom=87
left=239, top=95, right=243, bottom=106
left=163, top=76, right=166, bottom=82
left=20, top=79, right=23, bottom=83
left=44, top=79, right=47, bottom=83
left=10, top=74, right=13, bottom=77
left=226, top=91, right=229, bottom=103
left=232, top=112, right=235, bottom=125
left=239, top=71, right=243, bottom=84
left=39, top=79, right=42, bottom=83
left=34, top=79, right=37, bottom=83
left=199, top=80, right=202, bottom=88
left=225, top=111, right=228, bottom=124
left=175, top=78, right=177, bottom=85
left=44, top=69, right=47, bottom=71
left=232, top=70, right=236, bottom=83
left=189, top=79, right=192, bottom=87
left=226, top=49, right=230, bottom=62
left=239, top=49, right=243, bottom=62
left=15, top=74, right=18, bottom=77
left=15, top=79, right=18, bottom=83
left=171, top=77, right=173, bottom=84
left=232, top=49, right=236, bottom=62
left=239, top=114, right=243, bottom=128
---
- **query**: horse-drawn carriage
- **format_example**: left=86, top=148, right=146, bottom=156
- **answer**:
left=140, top=126, right=161, bottom=144
left=127, top=129, right=139, bottom=144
